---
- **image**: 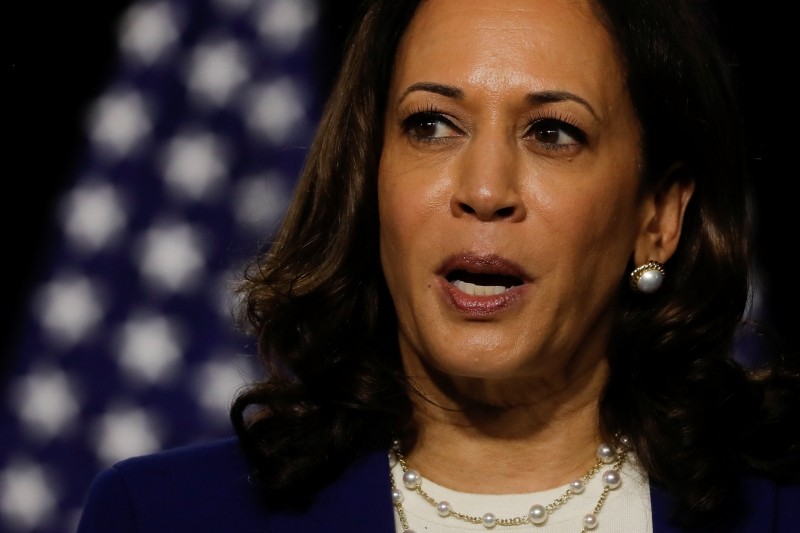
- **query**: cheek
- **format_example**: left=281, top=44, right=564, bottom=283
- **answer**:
left=378, top=193, right=411, bottom=262
left=530, top=174, right=642, bottom=268
left=378, top=159, right=420, bottom=284
left=378, top=150, right=450, bottom=247
left=378, top=168, right=438, bottom=325
left=560, top=155, right=642, bottom=227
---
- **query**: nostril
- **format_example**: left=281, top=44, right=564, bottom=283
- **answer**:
left=459, top=203, right=476, bottom=215
left=496, top=206, right=514, bottom=218
left=452, top=199, right=522, bottom=221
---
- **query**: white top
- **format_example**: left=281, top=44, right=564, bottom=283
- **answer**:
left=390, top=453, right=652, bottom=532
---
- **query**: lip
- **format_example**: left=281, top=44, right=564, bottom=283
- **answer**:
left=436, top=252, right=531, bottom=316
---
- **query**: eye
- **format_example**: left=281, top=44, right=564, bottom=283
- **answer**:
left=526, top=118, right=586, bottom=149
left=401, top=111, right=462, bottom=142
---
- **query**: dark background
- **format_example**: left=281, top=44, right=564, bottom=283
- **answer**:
left=5, top=1, right=796, bottom=373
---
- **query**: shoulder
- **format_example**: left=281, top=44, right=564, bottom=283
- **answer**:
left=109, top=436, right=250, bottom=486
left=744, top=475, right=800, bottom=531
left=76, top=437, right=396, bottom=532
left=651, top=474, right=800, bottom=532
left=76, top=436, right=267, bottom=532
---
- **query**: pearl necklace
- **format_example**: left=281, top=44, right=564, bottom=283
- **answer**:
left=389, top=438, right=628, bottom=532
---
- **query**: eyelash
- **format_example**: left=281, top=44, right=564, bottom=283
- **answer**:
left=399, top=105, right=460, bottom=143
left=398, top=106, right=588, bottom=150
left=523, top=111, right=587, bottom=150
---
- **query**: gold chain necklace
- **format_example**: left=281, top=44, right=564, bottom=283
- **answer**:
left=389, top=438, right=628, bottom=532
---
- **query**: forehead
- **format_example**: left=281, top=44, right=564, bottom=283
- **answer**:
left=393, top=0, right=625, bottom=105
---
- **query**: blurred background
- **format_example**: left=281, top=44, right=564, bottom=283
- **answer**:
left=2, top=1, right=795, bottom=531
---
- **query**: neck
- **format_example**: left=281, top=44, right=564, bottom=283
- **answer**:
left=400, top=357, right=608, bottom=493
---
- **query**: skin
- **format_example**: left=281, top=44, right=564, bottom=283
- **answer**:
left=378, top=0, right=693, bottom=491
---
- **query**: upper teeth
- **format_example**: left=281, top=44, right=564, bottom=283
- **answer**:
left=452, top=279, right=510, bottom=296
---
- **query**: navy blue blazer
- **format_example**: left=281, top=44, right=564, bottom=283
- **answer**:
left=76, top=436, right=800, bottom=532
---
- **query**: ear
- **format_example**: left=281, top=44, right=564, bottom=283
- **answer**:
left=633, top=163, right=695, bottom=266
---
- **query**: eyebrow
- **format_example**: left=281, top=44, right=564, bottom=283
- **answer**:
left=527, top=90, right=599, bottom=121
left=397, top=83, right=599, bottom=120
left=398, top=82, right=464, bottom=102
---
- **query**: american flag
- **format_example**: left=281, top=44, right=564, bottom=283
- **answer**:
left=0, top=0, right=324, bottom=531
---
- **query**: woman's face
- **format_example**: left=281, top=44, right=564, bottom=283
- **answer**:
left=378, top=0, right=646, bottom=387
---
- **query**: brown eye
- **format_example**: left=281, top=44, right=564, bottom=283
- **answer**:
left=534, top=125, right=561, bottom=144
left=402, top=111, right=461, bottom=141
left=410, top=117, right=439, bottom=138
left=528, top=118, right=585, bottom=147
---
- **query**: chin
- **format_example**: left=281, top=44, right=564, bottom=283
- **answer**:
left=424, top=351, right=535, bottom=381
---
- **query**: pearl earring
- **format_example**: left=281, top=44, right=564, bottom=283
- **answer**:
left=630, top=261, right=665, bottom=294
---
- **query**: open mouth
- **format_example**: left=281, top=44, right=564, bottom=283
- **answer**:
left=446, top=270, right=524, bottom=296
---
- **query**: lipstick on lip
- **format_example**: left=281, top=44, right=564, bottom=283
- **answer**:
left=436, top=253, right=530, bottom=316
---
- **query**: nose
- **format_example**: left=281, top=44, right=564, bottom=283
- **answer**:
left=450, top=136, right=526, bottom=222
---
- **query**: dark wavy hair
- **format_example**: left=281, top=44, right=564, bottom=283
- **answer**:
left=230, top=0, right=800, bottom=524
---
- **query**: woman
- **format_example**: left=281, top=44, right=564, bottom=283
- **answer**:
left=77, top=0, right=800, bottom=531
